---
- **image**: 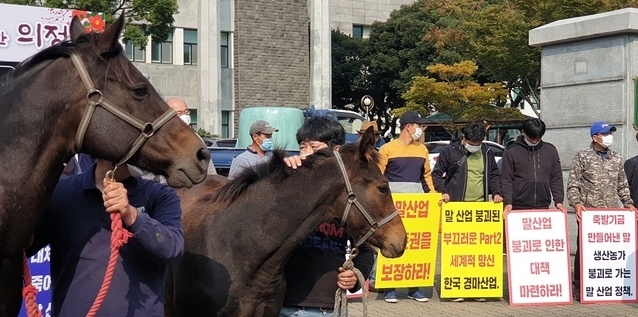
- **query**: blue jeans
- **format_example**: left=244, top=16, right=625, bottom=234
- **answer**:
left=280, top=306, right=347, bottom=317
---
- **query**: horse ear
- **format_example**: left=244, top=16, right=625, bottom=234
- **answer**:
left=359, top=126, right=376, bottom=163
left=95, top=13, right=126, bottom=54
left=69, top=16, right=86, bottom=41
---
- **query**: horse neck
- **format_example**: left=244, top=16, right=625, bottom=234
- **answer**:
left=0, top=58, right=83, bottom=249
left=214, top=166, right=347, bottom=277
left=0, top=59, right=83, bottom=179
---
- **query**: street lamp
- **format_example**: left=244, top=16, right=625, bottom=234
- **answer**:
left=361, top=95, right=374, bottom=120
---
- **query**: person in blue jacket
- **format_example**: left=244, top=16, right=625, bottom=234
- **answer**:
left=29, top=158, right=184, bottom=317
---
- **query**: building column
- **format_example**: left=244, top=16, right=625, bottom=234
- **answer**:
left=198, top=0, right=221, bottom=135
left=309, top=0, right=331, bottom=109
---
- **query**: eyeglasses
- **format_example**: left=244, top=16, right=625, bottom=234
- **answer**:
left=595, top=131, right=614, bottom=136
left=176, top=109, right=190, bottom=116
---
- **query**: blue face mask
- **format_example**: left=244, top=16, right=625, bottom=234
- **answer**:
left=260, top=138, right=274, bottom=151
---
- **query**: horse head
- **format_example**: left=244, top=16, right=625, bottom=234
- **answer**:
left=64, top=15, right=208, bottom=187
left=331, top=127, right=407, bottom=258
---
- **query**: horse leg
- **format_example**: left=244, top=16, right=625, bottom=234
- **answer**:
left=164, top=266, right=180, bottom=317
left=0, top=256, right=23, bottom=317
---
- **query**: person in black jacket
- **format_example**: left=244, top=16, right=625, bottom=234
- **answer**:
left=500, top=118, right=567, bottom=214
left=432, top=121, right=502, bottom=303
left=624, top=132, right=638, bottom=203
left=433, top=121, right=503, bottom=204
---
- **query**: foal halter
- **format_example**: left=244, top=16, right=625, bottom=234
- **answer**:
left=70, top=54, right=176, bottom=169
left=333, top=150, right=400, bottom=247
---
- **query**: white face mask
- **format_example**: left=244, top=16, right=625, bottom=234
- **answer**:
left=524, top=138, right=540, bottom=147
left=411, top=126, right=423, bottom=141
left=179, top=114, right=191, bottom=125
left=127, top=164, right=149, bottom=178
left=465, top=144, right=481, bottom=153
left=601, top=135, right=613, bottom=148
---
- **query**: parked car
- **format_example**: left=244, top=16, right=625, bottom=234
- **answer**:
left=425, top=140, right=505, bottom=171
left=203, top=137, right=237, bottom=148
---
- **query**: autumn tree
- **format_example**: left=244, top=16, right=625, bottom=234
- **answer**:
left=0, top=0, right=178, bottom=47
left=401, top=60, right=524, bottom=135
left=352, top=0, right=463, bottom=134
left=425, top=0, right=638, bottom=114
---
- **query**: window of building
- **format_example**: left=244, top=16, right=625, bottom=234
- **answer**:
left=352, top=25, right=371, bottom=39
left=125, top=41, right=145, bottom=62
left=184, top=29, right=198, bottom=65
left=221, top=32, right=229, bottom=68
left=222, top=111, right=230, bottom=138
left=151, top=31, right=173, bottom=64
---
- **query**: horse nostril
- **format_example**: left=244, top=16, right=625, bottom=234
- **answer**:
left=197, top=147, right=210, bottom=164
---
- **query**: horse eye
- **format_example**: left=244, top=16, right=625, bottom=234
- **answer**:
left=131, top=85, right=149, bottom=97
left=377, top=185, right=389, bottom=195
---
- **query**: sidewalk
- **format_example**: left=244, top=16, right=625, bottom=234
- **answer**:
left=345, top=220, right=638, bottom=317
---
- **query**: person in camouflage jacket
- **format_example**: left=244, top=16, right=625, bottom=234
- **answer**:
left=567, top=121, right=635, bottom=288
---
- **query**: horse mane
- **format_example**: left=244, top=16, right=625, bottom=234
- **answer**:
left=211, top=142, right=372, bottom=210
left=0, top=32, right=132, bottom=93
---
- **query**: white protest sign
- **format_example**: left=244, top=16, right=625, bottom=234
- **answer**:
left=506, top=210, right=572, bottom=306
left=580, top=209, right=637, bottom=303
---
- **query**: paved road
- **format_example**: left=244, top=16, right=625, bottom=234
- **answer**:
left=346, top=263, right=638, bottom=317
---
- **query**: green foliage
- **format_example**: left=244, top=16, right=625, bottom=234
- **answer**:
left=425, top=0, right=638, bottom=113
left=0, top=0, right=178, bottom=47
left=331, top=29, right=367, bottom=111
left=196, top=128, right=213, bottom=139
left=400, top=60, right=523, bottom=135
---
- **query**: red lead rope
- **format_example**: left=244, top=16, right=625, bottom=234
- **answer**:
left=22, top=213, right=131, bottom=317
left=85, top=212, right=132, bottom=317
left=23, top=172, right=131, bottom=317
left=22, top=206, right=131, bottom=317
left=22, top=250, right=42, bottom=317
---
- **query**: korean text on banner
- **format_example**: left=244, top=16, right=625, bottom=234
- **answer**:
left=580, top=209, right=637, bottom=303
left=506, top=210, right=572, bottom=306
left=19, top=245, right=52, bottom=317
left=375, top=193, right=441, bottom=288
left=440, top=202, right=503, bottom=298
left=0, top=3, right=104, bottom=62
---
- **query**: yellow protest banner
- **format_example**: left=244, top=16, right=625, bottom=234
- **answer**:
left=375, top=193, right=441, bottom=288
left=440, top=202, right=503, bottom=298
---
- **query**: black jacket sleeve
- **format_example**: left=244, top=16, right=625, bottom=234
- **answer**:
left=488, top=151, right=502, bottom=196
left=432, top=147, right=451, bottom=194
left=352, top=242, right=375, bottom=292
left=550, top=147, right=565, bottom=206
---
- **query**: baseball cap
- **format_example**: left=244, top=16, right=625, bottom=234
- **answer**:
left=358, top=121, right=381, bottom=134
left=249, top=120, right=279, bottom=135
left=590, top=121, right=616, bottom=136
left=399, top=111, right=427, bottom=125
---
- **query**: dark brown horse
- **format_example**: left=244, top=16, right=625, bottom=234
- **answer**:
left=165, top=130, right=407, bottom=317
left=0, top=16, right=210, bottom=316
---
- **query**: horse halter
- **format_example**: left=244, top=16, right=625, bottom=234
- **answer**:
left=70, top=54, right=176, bottom=170
left=333, top=150, right=400, bottom=247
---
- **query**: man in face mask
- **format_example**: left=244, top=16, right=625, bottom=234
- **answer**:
left=376, top=110, right=434, bottom=303
left=567, top=121, right=635, bottom=295
left=501, top=118, right=566, bottom=214
left=433, top=121, right=503, bottom=205
left=432, top=121, right=502, bottom=302
left=227, top=120, right=278, bottom=180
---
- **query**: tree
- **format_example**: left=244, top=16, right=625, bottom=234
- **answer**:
left=425, top=0, right=638, bottom=114
left=331, top=29, right=367, bottom=111
left=358, top=0, right=462, bottom=135
left=0, top=0, right=178, bottom=47
left=401, top=60, right=524, bottom=135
